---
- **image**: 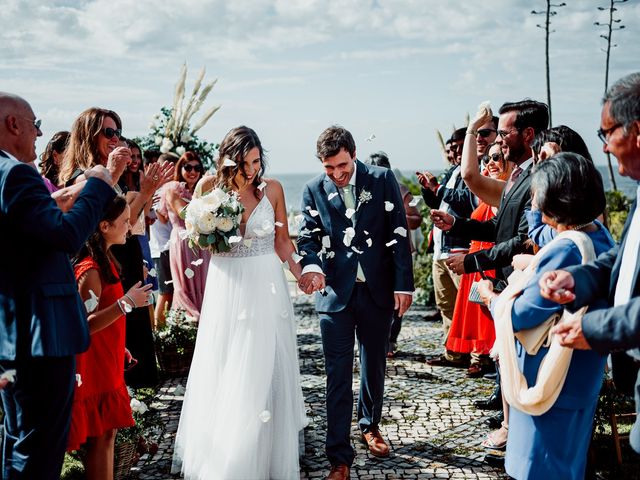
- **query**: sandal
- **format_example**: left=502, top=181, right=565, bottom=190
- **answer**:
left=481, top=422, right=508, bottom=450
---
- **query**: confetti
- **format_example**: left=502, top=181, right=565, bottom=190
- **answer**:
left=326, top=251, right=336, bottom=259
left=184, top=268, right=195, bottom=279
left=191, top=258, right=204, bottom=266
left=352, top=246, right=363, bottom=254
left=386, top=239, right=398, bottom=247
left=229, top=235, right=242, bottom=244
left=394, top=226, right=408, bottom=237
left=322, top=236, right=331, bottom=248
left=1, top=370, right=16, bottom=383
left=366, top=238, right=373, bottom=247
left=259, top=410, right=272, bottom=423
left=366, top=133, right=376, bottom=142
left=84, top=289, right=99, bottom=314
left=173, top=385, right=186, bottom=396
left=281, top=310, right=289, bottom=318
left=76, top=374, right=82, bottom=387
left=275, top=221, right=284, bottom=227
left=291, top=252, right=303, bottom=264
left=270, top=283, right=277, bottom=294
left=343, top=227, right=356, bottom=247
left=148, top=268, right=157, bottom=277
left=385, top=201, right=394, bottom=212
left=311, top=228, right=321, bottom=233
left=408, top=197, right=421, bottom=207
left=164, top=280, right=174, bottom=285
left=328, top=192, right=339, bottom=201
left=364, top=230, right=369, bottom=235
left=309, top=209, right=319, bottom=217
left=345, top=208, right=356, bottom=219
left=243, top=239, right=253, bottom=248
left=222, top=157, right=236, bottom=167
left=257, top=181, right=267, bottom=191
left=294, top=214, right=304, bottom=225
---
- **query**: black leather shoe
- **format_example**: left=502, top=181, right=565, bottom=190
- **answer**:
left=484, top=452, right=505, bottom=468
left=474, top=388, right=502, bottom=410
left=485, top=411, right=504, bottom=429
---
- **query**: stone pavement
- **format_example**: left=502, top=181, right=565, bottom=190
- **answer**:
left=133, top=298, right=508, bottom=479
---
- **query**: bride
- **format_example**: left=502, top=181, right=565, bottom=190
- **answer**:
left=172, top=126, right=307, bottom=479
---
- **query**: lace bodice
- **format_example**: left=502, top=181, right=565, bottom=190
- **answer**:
left=214, top=193, right=276, bottom=258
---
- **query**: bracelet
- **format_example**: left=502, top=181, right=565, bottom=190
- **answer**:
left=123, top=293, right=136, bottom=309
left=466, top=129, right=477, bottom=136
left=116, top=298, right=127, bottom=315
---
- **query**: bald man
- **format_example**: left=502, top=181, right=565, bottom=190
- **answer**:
left=0, top=93, right=116, bottom=479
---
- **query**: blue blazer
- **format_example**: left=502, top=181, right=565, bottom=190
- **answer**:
left=0, top=152, right=116, bottom=360
left=297, top=160, right=414, bottom=313
left=568, top=199, right=640, bottom=450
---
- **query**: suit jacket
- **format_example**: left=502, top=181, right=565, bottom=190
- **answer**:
left=450, top=165, right=533, bottom=280
left=0, top=151, right=116, bottom=360
left=297, top=160, right=414, bottom=313
left=420, top=165, right=474, bottom=252
left=568, top=199, right=640, bottom=451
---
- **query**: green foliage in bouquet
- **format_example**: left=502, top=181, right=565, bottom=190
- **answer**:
left=136, top=63, right=221, bottom=171
left=154, top=308, right=198, bottom=355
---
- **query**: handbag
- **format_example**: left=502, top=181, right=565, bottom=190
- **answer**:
left=468, top=256, right=504, bottom=304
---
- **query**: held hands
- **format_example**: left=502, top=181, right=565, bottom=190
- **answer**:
left=298, top=272, right=325, bottom=295
left=123, top=281, right=154, bottom=309
left=445, top=254, right=466, bottom=275
left=538, top=270, right=576, bottom=304
left=106, top=146, right=131, bottom=185
left=416, top=171, right=439, bottom=193
left=84, top=165, right=113, bottom=186
left=430, top=209, right=454, bottom=231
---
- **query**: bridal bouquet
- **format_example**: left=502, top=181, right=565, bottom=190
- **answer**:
left=181, top=187, right=244, bottom=253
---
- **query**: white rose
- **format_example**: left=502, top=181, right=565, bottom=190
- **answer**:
left=201, top=188, right=229, bottom=212
left=197, top=212, right=218, bottom=234
left=217, top=216, right=234, bottom=232
left=176, top=145, right=186, bottom=156
left=160, top=137, right=174, bottom=154
left=181, top=132, right=192, bottom=143
left=130, top=398, right=148, bottom=415
left=154, top=135, right=163, bottom=146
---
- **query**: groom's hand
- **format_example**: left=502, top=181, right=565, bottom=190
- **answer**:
left=299, top=272, right=325, bottom=294
left=394, top=293, right=412, bottom=317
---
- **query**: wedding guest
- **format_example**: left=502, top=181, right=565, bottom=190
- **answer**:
left=159, top=151, right=211, bottom=321
left=479, top=153, right=613, bottom=479
left=0, top=92, right=116, bottom=479
left=59, top=108, right=172, bottom=388
left=544, top=72, right=640, bottom=454
left=68, top=195, right=153, bottom=479
left=367, top=151, right=421, bottom=357
left=39, top=130, right=69, bottom=192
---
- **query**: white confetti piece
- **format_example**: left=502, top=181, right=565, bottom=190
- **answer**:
left=322, top=236, right=331, bottom=249
left=243, top=239, right=253, bottom=248
left=259, top=410, right=272, bottom=423
left=328, top=192, right=339, bottom=201
left=257, top=181, right=267, bottom=191
left=343, top=227, right=356, bottom=247
left=366, top=133, right=376, bottom=142
left=364, top=230, right=369, bottom=235
left=84, top=289, right=99, bottom=314
left=76, top=373, right=82, bottom=387
left=394, top=226, right=408, bottom=237
left=222, top=157, right=236, bottom=167
left=184, top=268, right=195, bottom=279
left=311, top=228, right=321, bottom=233
left=191, top=258, right=204, bottom=266
left=164, top=280, right=173, bottom=285
left=281, top=310, right=289, bottom=318
left=173, top=385, right=186, bottom=396
left=1, top=370, right=16, bottom=383
left=294, top=214, right=304, bottom=225
left=291, top=252, right=303, bottom=264
left=326, top=251, right=336, bottom=259
left=366, top=238, right=373, bottom=247
left=275, top=221, right=284, bottom=227
left=408, top=197, right=421, bottom=207
left=229, top=235, right=242, bottom=244
left=309, top=209, right=319, bottom=217
left=148, top=268, right=157, bottom=277
left=352, top=246, right=363, bottom=254
left=270, top=283, right=277, bottom=294
left=385, top=201, right=394, bottom=212
left=386, top=239, right=398, bottom=247
left=345, top=208, right=356, bottom=219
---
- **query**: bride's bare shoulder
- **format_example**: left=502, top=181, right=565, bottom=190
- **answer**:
left=196, top=175, right=217, bottom=195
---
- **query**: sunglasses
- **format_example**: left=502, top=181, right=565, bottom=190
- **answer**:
left=183, top=164, right=203, bottom=173
left=17, top=115, right=42, bottom=130
left=477, top=128, right=496, bottom=138
left=497, top=128, right=520, bottom=138
left=482, top=153, right=503, bottom=165
left=102, top=127, right=122, bottom=139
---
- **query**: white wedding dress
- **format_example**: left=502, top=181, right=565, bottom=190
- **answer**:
left=173, top=191, right=307, bottom=479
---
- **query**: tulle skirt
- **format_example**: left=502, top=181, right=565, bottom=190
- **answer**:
left=173, top=251, right=307, bottom=479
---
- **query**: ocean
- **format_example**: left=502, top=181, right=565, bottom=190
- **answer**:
left=277, top=166, right=637, bottom=213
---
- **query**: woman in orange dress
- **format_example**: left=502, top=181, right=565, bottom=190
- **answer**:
left=68, top=196, right=152, bottom=480
left=446, top=143, right=512, bottom=376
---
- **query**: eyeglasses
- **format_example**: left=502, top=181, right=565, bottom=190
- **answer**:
left=477, top=128, right=496, bottom=138
left=17, top=115, right=42, bottom=130
left=482, top=153, right=503, bottom=165
left=182, top=164, right=203, bottom=173
left=497, top=127, right=522, bottom=138
left=102, top=127, right=122, bottom=139
left=597, top=123, right=622, bottom=144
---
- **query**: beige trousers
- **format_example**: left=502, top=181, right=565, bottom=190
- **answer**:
left=432, top=258, right=462, bottom=360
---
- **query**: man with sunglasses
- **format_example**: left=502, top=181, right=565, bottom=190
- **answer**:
left=0, top=92, right=117, bottom=479
left=543, top=72, right=640, bottom=454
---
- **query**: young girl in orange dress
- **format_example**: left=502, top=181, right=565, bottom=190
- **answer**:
left=68, top=196, right=152, bottom=479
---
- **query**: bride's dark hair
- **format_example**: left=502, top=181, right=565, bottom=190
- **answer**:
left=214, top=126, right=266, bottom=199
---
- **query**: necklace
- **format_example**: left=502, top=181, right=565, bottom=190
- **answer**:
left=571, top=221, right=593, bottom=231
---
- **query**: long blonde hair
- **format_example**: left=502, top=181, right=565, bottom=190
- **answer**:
left=59, top=107, right=122, bottom=185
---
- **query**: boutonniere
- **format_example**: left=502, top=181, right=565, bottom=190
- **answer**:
left=357, top=189, right=372, bottom=209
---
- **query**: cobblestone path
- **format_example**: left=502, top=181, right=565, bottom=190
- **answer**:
left=134, top=300, right=507, bottom=479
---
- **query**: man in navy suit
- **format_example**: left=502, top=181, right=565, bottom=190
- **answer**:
left=0, top=92, right=117, bottom=479
left=297, top=126, right=414, bottom=480
left=543, top=72, right=640, bottom=454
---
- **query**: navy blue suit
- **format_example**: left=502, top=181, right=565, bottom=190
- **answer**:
left=567, top=199, right=640, bottom=453
left=298, top=160, right=414, bottom=466
left=0, top=150, right=115, bottom=478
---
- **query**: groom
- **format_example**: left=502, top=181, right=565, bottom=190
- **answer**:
left=298, top=125, right=414, bottom=480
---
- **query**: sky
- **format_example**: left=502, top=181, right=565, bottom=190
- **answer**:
left=1, top=0, right=639, bottom=175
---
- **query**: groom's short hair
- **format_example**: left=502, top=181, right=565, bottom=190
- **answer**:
left=316, top=125, right=356, bottom=160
